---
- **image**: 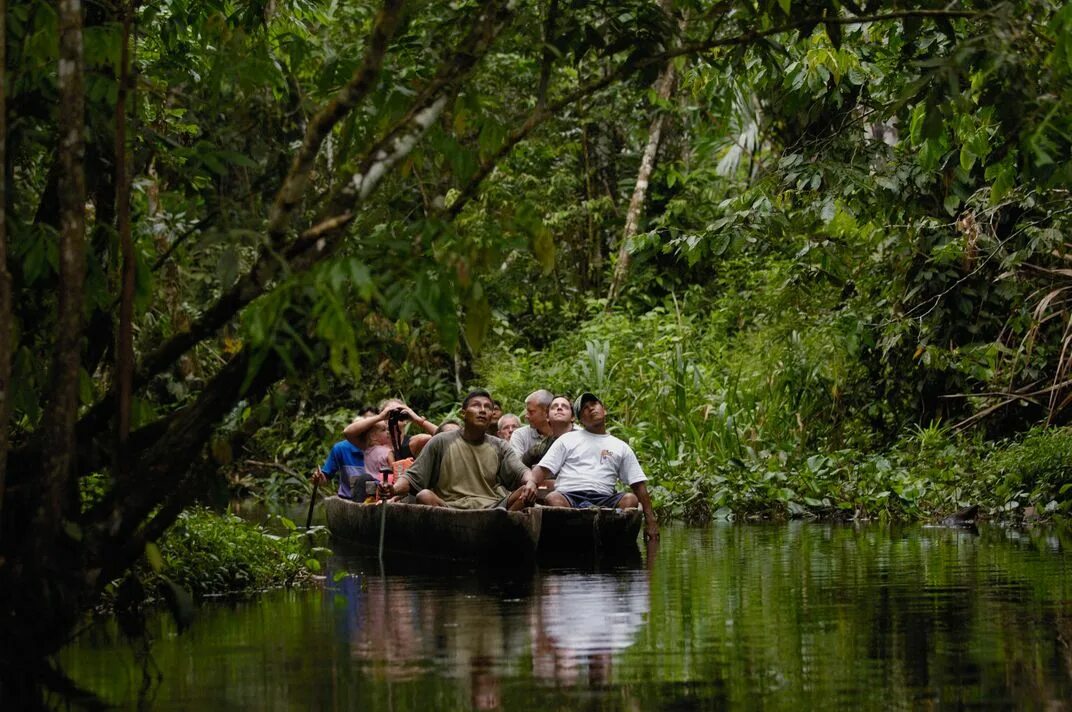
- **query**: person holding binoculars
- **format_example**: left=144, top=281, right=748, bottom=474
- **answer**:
left=342, top=398, right=438, bottom=461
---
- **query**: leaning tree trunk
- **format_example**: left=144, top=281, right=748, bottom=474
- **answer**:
left=0, top=0, right=9, bottom=535
left=605, top=58, right=677, bottom=307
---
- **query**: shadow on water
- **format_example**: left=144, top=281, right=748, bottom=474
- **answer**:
left=55, top=522, right=1072, bottom=710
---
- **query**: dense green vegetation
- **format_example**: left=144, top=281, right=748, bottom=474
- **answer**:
left=155, top=508, right=327, bottom=597
left=482, top=308, right=1072, bottom=521
left=2, top=0, right=1072, bottom=702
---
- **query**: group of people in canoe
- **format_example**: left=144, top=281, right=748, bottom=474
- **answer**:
left=312, top=389, right=659, bottom=541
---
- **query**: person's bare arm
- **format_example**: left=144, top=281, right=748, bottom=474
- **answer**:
left=397, top=405, right=437, bottom=435
left=388, top=475, right=413, bottom=497
left=516, top=467, right=539, bottom=505
left=342, top=411, right=387, bottom=446
left=630, top=481, right=659, bottom=541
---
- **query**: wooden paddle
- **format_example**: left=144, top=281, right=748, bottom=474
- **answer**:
left=306, top=466, right=324, bottom=529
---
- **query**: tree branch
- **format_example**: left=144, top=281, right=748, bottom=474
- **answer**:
left=85, top=346, right=286, bottom=560
left=443, top=8, right=981, bottom=223
left=129, top=0, right=514, bottom=391
left=265, top=0, right=405, bottom=247
left=64, top=0, right=518, bottom=477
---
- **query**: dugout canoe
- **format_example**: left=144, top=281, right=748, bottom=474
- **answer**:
left=324, top=496, right=543, bottom=563
left=536, top=505, right=644, bottom=557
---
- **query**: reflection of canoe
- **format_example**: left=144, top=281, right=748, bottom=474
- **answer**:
left=324, top=496, right=542, bottom=562
left=537, top=506, right=643, bottom=556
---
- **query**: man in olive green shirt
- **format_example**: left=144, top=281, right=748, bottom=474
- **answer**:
left=386, top=389, right=538, bottom=511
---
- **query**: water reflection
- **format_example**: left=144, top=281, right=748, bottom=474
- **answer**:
left=532, top=570, right=649, bottom=688
left=324, top=547, right=650, bottom=707
left=59, top=523, right=1072, bottom=710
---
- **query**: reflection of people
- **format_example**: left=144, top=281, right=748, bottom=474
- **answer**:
left=533, top=570, right=650, bottom=686
left=534, top=393, right=659, bottom=541
left=385, top=390, right=538, bottom=510
left=470, top=656, right=502, bottom=710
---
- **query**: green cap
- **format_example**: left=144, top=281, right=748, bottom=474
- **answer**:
left=573, top=392, right=601, bottom=417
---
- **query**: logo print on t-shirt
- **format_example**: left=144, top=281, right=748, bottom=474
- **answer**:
left=600, top=449, right=612, bottom=463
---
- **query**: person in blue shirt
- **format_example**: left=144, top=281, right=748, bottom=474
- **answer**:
left=318, top=440, right=368, bottom=500
left=315, top=408, right=379, bottom=499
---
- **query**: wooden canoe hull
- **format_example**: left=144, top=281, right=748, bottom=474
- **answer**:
left=324, top=497, right=542, bottom=563
left=537, top=506, right=643, bottom=556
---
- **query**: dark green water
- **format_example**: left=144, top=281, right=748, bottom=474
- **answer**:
left=61, top=523, right=1072, bottom=710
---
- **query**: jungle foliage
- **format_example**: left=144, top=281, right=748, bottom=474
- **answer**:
left=1, top=0, right=1071, bottom=700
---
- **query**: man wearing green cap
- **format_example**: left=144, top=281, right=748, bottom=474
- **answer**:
left=532, top=393, right=659, bottom=541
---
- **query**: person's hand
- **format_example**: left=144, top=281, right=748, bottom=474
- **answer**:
left=643, top=518, right=660, bottom=542
left=377, top=480, right=395, bottom=499
left=311, top=467, right=327, bottom=486
left=519, top=480, right=538, bottom=506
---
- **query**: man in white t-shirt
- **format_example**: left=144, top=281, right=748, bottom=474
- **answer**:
left=533, top=393, right=659, bottom=541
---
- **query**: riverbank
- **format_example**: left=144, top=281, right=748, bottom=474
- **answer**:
left=91, top=508, right=329, bottom=617
left=475, top=306, right=1072, bottom=527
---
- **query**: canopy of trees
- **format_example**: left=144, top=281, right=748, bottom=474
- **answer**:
left=1, top=0, right=1070, bottom=701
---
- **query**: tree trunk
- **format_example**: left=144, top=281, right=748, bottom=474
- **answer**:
left=581, top=123, right=601, bottom=291
left=39, top=0, right=87, bottom=532
left=0, top=0, right=10, bottom=535
left=114, top=1, right=134, bottom=482
left=605, top=59, right=676, bottom=307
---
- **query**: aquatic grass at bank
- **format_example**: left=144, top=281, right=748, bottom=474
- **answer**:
left=477, top=301, right=1072, bottom=524
left=84, top=505, right=330, bottom=621
left=647, top=426, right=1072, bottom=524
left=156, top=508, right=330, bottom=598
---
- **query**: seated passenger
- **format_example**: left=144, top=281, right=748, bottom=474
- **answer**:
left=436, top=420, right=462, bottom=434
left=532, top=393, right=659, bottom=541
left=521, top=395, right=574, bottom=467
left=313, top=407, right=378, bottom=499
left=497, top=413, right=522, bottom=441
left=510, top=390, right=553, bottom=456
left=361, top=419, right=395, bottom=483
left=486, top=399, right=504, bottom=436
left=406, top=421, right=460, bottom=463
left=344, top=399, right=437, bottom=459
left=384, top=389, right=538, bottom=511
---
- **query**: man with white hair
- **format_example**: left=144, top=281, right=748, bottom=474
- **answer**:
left=497, top=413, right=522, bottom=441
left=509, top=389, right=553, bottom=457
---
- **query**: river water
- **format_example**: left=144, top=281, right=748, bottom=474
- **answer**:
left=62, top=522, right=1072, bottom=709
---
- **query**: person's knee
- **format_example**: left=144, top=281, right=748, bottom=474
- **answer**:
left=618, top=493, right=638, bottom=509
left=416, top=489, right=443, bottom=506
left=409, top=434, right=432, bottom=457
left=544, top=492, right=570, bottom=508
